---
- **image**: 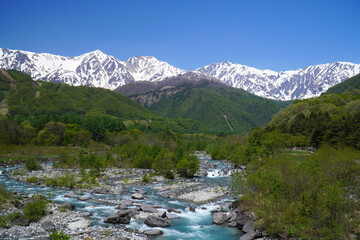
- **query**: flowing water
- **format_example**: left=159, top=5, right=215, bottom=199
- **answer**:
left=0, top=154, right=242, bottom=240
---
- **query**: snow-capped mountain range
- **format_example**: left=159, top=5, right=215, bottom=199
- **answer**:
left=1, top=48, right=359, bottom=100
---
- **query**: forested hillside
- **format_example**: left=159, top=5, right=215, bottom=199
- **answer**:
left=323, top=73, right=360, bottom=95
left=118, top=76, right=289, bottom=133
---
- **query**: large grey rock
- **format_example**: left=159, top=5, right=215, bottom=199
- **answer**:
left=140, top=204, right=158, bottom=213
left=239, top=230, right=257, bottom=240
left=220, top=202, right=231, bottom=212
left=143, top=229, right=164, bottom=236
left=78, top=195, right=90, bottom=201
left=144, top=215, right=171, bottom=227
left=228, top=221, right=237, bottom=227
left=242, top=221, right=254, bottom=233
left=91, top=187, right=110, bottom=194
left=235, top=212, right=252, bottom=225
left=79, top=212, right=92, bottom=217
left=60, top=202, right=75, bottom=210
left=68, top=220, right=92, bottom=230
left=131, top=193, right=144, bottom=200
left=41, top=221, right=55, bottom=231
left=212, top=212, right=229, bottom=224
left=104, top=210, right=131, bottom=224
left=64, top=193, right=79, bottom=198
left=168, top=208, right=181, bottom=213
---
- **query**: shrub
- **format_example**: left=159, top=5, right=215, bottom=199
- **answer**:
left=24, top=158, right=42, bottom=171
left=23, top=198, right=47, bottom=222
left=49, top=230, right=71, bottom=240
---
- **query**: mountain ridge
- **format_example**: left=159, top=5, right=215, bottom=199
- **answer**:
left=1, top=48, right=359, bottom=100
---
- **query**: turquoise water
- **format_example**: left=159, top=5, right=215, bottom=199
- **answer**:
left=0, top=157, right=242, bottom=240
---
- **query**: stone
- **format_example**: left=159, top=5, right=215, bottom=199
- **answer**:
left=228, top=221, right=237, bottom=227
left=235, top=212, right=252, bottom=226
left=41, top=221, right=55, bottom=231
left=156, top=210, right=167, bottom=218
left=168, top=208, right=181, bottom=213
left=68, top=219, right=92, bottom=230
left=220, top=202, right=231, bottom=212
left=78, top=196, right=90, bottom=201
left=242, top=221, right=254, bottom=233
left=91, top=187, right=110, bottom=194
left=144, top=215, right=171, bottom=227
left=140, top=204, right=158, bottom=213
left=60, top=202, right=75, bottom=210
left=212, top=212, right=229, bottom=224
left=79, top=212, right=92, bottom=217
left=143, top=229, right=164, bottom=236
left=104, top=210, right=131, bottom=224
left=239, top=230, right=257, bottom=240
left=166, top=213, right=179, bottom=219
left=64, top=193, right=79, bottom=198
left=189, top=206, right=196, bottom=212
left=131, top=193, right=144, bottom=200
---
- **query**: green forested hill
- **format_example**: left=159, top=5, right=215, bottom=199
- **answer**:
left=1, top=69, right=155, bottom=119
left=118, top=78, right=289, bottom=133
left=324, top=73, right=360, bottom=95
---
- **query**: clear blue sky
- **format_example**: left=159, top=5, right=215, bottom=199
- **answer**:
left=0, top=0, right=359, bottom=71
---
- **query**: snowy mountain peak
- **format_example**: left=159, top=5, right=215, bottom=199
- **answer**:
left=197, top=61, right=360, bottom=100
left=0, top=48, right=359, bottom=100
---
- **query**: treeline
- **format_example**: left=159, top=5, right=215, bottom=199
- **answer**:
left=54, top=129, right=213, bottom=178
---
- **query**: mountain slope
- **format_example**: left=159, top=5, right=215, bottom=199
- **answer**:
left=197, top=61, right=360, bottom=100
left=0, top=69, right=156, bottom=119
left=323, top=73, right=360, bottom=95
left=117, top=73, right=288, bottom=133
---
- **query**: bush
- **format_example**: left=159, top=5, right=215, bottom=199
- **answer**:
left=176, top=154, right=200, bottom=178
left=25, top=158, right=42, bottom=171
left=23, top=198, right=47, bottom=222
left=49, top=230, right=71, bottom=240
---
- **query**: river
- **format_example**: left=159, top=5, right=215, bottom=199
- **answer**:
left=0, top=153, right=242, bottom=240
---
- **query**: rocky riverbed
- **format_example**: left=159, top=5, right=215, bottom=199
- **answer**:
left=0, top=152, right=263, bottom=240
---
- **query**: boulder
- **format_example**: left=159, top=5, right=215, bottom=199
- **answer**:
left=235, top=212, right=252, bottom=226
left=78, top=196, right=90, bottom=201
left=143, top=229, right=164, bottom=236
left=131, top=193, right=144, bottom=200
left=156, top=210, right=167, bottom=218
left=41, top=221, right=55, bottom=231
left=168, top=208, right=181, bottom=213
left=220, top=202, right=231, bottom=212
left=212, top=212, right=229, bottom=224
left=144, top=215, right=171, bottom=227
left=242, top=221, right=254, bottom=233
left=79, top=212, right=92, bottom=217
left=189, top=206, right=196, bottom=212
left=228, top=221, right=237, bottom=227
left=91, top=187, right=110, bottom=194
left=104, top=210, right=131, bottom=224
left=239, top=230, right=257, bottom=240
left=64, top=193, right=79, bottom=198
left=68, top=220, right=91, bottom=230
left=60, top=202, right=75, bottom=210
left=140, top=204, right=158, bottom=213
